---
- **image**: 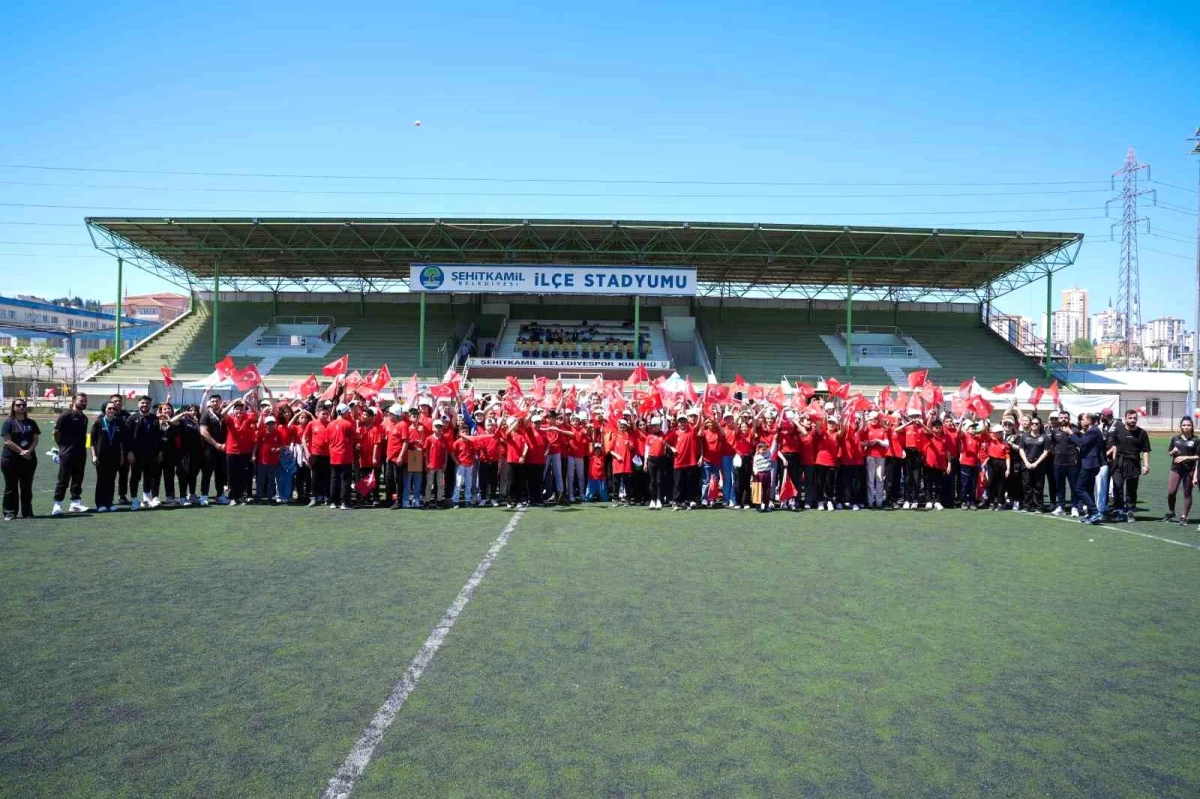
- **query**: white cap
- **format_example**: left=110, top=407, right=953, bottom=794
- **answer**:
left=618, top=418, right=630, bottom=426
left=264, top=415, right=276, bottom=423
left=390, top=405, right=404, bottom=417
left=650, top=416, right=662, bottom=424
left=530, top=413, right=543, bottom=422
left=686, top=408, right=699, bottom=417
left=907, top=408, right=921, bottom=417
left=434, top=418, right=445, bottom=427
left=418, top=397, right=432, bottom=407
left=722, top=411, right=734, bottom=419
left=867, top=410, right=879, bottom=420
left=259, top=399, right=271, bottom=407
left=336, top=403, right=349, bottom=414
left=824, top=402, right=835, bottom=410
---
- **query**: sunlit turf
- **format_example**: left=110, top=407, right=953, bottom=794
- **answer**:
left=2, top=433, right=1199, bottom=797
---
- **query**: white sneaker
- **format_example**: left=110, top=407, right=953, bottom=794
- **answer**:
left=826, top=502, right=835, bottom=512
left=925, top=501, right=934, bottom=510
left=852, top=505, right=860, bottom=511
left=107, top=506, right=117, bottom=513
left=141, top=492, right=152, bottom=506
left=97, top=506, right=108, bottom=513
left=934, top=502, right=944, bottom=510
left=902, top=501, right=911, bottom=509
left=148, top=497, right=161, bottom=509
left=51, top=502, right=63, bottom=516
left=180, top=497, right=192, bottom=507
left=131, top=498, right=141, bottom=511
left=1051, top=506, right=1064, bottom=516
left=199, top=495, right=209, bottom=507
left=835, top=503, right=844, bottom=510
left=1070, top=507, right=1080, bottom=518
left=1012, top=501, right=1021, bottom=511
left=340, top=504, right=352, bottom=510
left=69, top=500, right=89, bottom=513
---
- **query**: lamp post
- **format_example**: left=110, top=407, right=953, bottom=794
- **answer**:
left=1190, top=127, right=1200, bottom=415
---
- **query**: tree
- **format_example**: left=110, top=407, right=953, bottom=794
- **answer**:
left=24, top=343, right=57, bottom=382
left=87, top=345, right=115, bottom=368
left=1, top=344, right=25, bottom=381
left=1069, top=338, right=1095, bottom=360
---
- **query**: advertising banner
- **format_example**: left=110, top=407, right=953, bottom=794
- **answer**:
left=410, top=264, right=696, bottom=296
left=469, top=357, right=672, bottom=371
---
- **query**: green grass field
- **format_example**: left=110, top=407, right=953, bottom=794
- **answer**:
left=3, top=434, right=1200, bottom=797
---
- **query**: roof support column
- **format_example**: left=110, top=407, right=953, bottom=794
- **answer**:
left=212, top=261, right=221, bottom=366
left=418, top=291, right=426, bottom=370
left=633, top=295, right=641, bottom=361
left=845, top=268, right=853, bottom=378
left=114, top=257, right=123, bottom=362
left=271, top=291, right=278, bottom=317
left=1045, top=269, right=1053, bottom=379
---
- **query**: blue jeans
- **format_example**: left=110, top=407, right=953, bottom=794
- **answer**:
left=255, top=464, right=277, bottom=502
left=701, top=461, right=721, bottom=503
left=721, top=456, right=735, bottom=503
left=1074, top=466, right=1099, bottom=516
left=276, top=466, right=294, bottom=503
left=543, top=453, right=563, bottom=495
left=453, top=463, right=476, bottom=504
left=402, top=470, right=423, bottom=507
left=1054, top=463, right=1079, bottom=509
left=585, top=478, right=608, bottom=502
left=959, top=464, right=979, bottom=506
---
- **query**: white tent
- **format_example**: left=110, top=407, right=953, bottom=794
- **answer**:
left=181, top=370, right=235, bottom=391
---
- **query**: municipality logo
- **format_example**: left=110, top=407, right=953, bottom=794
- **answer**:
left=419, top=265, right=445, bottom=290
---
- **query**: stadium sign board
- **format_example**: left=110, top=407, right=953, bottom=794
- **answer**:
left=410, top=264, right=696, bottom=296
left=470, top=357, right=672, bottom=370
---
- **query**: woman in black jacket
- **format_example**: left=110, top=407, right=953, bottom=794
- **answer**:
left=91, top=400, right=127, bottom=513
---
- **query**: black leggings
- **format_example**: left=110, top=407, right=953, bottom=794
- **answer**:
left=226, top=453, right=252, bottom=501
left=201, top=446, right=226, bottom=497
left=904, top=448, right=923, bottom=502
left=673, top=465, right=699, bottom=505
left=986, top=460, right=1007, bottom=507
left=735, top=458, right=752, bottom=506
left=94, top=458, right=120, bottom=509
left=310, top=455, right=330, bottom=501
left=647, top=456, right=669, bottom=503
left=1168, top=469, right=1194, bottom=518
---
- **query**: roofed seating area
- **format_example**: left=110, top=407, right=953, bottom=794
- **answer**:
left=512, top=321, right=652, bottom=360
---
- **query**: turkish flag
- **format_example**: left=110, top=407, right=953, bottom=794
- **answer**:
left=159, top=366, right=174, bottom=387
left=766, top=385, right=785, bottom=410
left=232, top=363, right=263, bottom=391
left=794, top=381, right=815, bottom=400
left=322, top=354, right=349, bottom=377
left=991, top=378, right=1017, bottom=395
left=703, top=383, right=730, bottom=407
left=968, top=395, right=994, bottom=418
left=1029, top=386, right=1045, bottom=408
left=627, top=363, right=650, bottom=384
left=956, top=377, right=975, bottom=399
left=429, top=381, right=457, bottom=399
left=563, top=386, right=578, bottom=411
left=319, top=375, right=341, bottom=402
left=825, top=377, right=850, bottom=399
left=353, top=469, right=377, bottom=497
left=505, top=375, right=524, bottom=399
left=733, top=374, right=747, bottom=394
left=290, top=374, right=320, bottom=397
left=1135, top=406, right=1148, bottom=417
left=531, top=375, right=547, bottom=401
left=951, top=395, right=968, bottom=417
left=907, top=369, right=928, bottom=389
left=684, top=376, right=699, bottom=403
left=931, top=385, right=944, bottom=406
left=1048, top=379, right=1060, bottom=407
left=747, top=384, right=766, bottom=402
left=706, top=474, right=721, bottom=503
left=343, top=370, right=363, bottom=396
left=920, top=384, right=936, bottom=404
left=214, top=355, right=236, bottom=379
left=402, top=374, right=419, bottom=402
left=44, top=388, right=56, bottom=398
left=879, top=386, right=893, bottom=411
left=586, top=375, right=604, bottom=395
left=805, top=398, right=826, bottom=419
left=126, top=389, right=137, bottom=399
left=372, top=364, right=392, bottom=390
left=778, top=474, right=797, bottom=503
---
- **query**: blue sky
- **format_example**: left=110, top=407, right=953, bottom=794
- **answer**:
left=2, top=0, right=1196, bottom=328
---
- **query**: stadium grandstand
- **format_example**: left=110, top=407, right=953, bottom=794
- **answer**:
left=82, top=217, right=1082, bottom=398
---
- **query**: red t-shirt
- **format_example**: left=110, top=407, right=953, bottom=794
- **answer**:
left=924, top=432, right=948, bottom=470
left=225, top=412, right=259, bottom=456
left=942, top=427, right=960, bottom=459
left=525, top=427, right=547, bottom=466
left=839, top=426, right=866, bottom=466
left=959, top=432, right=981, bottom=467
left=756, top=423, right=777, bottom=449
left=386, top=420, right=408, bottom=462
left=864, top=424, right=890, bottom=459
left=700, top=429, right=722, bottom=462
left=985, top=434, right=1009, bottom=461
left=730, top=429, right=755, bottom=457
left=814, top=431, right=839, bottom=467
left=502, top=428, right=527, bottom=463
left=798, top=431, right=818, bottom=466
left=645, top=432, right=667, bottom=458
left=327, top=418, right=358, bottom=466
left=424, top=433, right=447, bottom=470
left=668, top=426, right=699, bottom=468
left=469, top=433, right=500, bottom=463
left=777, top=421, right=802, bottom=455
left=303, top=418, right=331, bottom=457
left=451, top=437, right=475, bottom=467
left=904, top=425, right=928, bottom=451
left=887, top=426, right=906, bottom=459
left=587, top=453, right=606, bottom=480
left=567, top=427, right=591, bottom=459
left=544, top=427, right=565, bottom=455
left=358, top=422, right=383, bottom=468
left=256, top=426, right=284, bottom=466
left=611, top=432, right=634, bottom=475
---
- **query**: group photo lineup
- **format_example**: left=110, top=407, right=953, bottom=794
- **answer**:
left=2, top=1, right=1197, bottom=796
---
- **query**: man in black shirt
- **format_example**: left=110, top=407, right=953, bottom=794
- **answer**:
left=126, top=395, right=160, bottom=510
left=198, top=394, right=228, bottom=506
left=51, top=393, right=90, bottom=515
left=1106, top=409, right=1151, bottom=522
left=1049, top=410, right=1080, bottom=516
left=107, top=393, right=132, bottom=504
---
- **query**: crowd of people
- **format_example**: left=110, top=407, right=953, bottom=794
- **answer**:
left=515, top=322, right=650, bottom=360
left=2, top=379, right=1192, bottom=527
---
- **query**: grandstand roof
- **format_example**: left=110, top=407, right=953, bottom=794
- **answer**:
left=86, top=217, right=1082, bottom=302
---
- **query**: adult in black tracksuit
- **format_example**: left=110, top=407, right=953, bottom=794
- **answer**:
left=176, top=406, right=203, bottom=501
left=52, top=393, right=90, bottom=512
left=90, top=400, right=127, bottom=511
left=107, top=394, right=132, bottom=503
left=198, top=395, right=227, bottom=502
left=2, top=397, right=40, bottom=519
left=1107, top=409, right=1151, bottom=521
left=126, top=396, right=161, bottom=507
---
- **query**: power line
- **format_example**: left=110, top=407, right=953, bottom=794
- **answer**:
left=0, top=178, right=1115, bottom=200
left=0, top=201, right=1109, bottom=217
left=0, top=162, right=1114, bottom=188
left=1151, top=179, right=1199, bottom=194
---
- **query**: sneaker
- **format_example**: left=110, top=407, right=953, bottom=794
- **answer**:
left=925, top=501, right=934, bottom=510
left=148, top=497, right=161, bottom=509
left=1088, top=514, right=1103, bottom=525
left=902, top=501, right=910, bottom=509
left=228, top=499, right=238, bottom=506
left=131, top=498, right=141, bottom=510
left=1180, top=517, right=1189, bottom=527
left=934, top=502, right=944, bottom=510
left=119, top=496, right=129, bottom=505
left=180, top=497, right=192, bottom=507
left=1012, top=501, right=1021, bottom=511
left=215, top=495, right=230, bottom=505
left=97, top=506, right=108, bottom=513
left=51, top=503, right=63, bottom=516
left=3, top=513, right=13, bottom=521
left=340, top=504, right=352, bottom=510
left=1050, top=506, right=1063, bottom=516
left=1070, top=507, right=1080, bottom=518
left=826, top=502, right=835, bottom=512
left=306, top=499, right=318, bottom=507
left=852, top=505, right=861, bottom=511
left=1163, top=512, right=1176, bottom=522
left=69, top=501, right=89, bottom=513
left=141, top=492, right=152, bottom=506
left=107, top=506, right=117, bottom=513
left=199, top=495, right=210, bottom=507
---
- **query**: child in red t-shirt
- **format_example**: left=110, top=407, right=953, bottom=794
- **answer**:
left=254, top=416, right=284, bottom=504
left=584, top=442, right=609, bottom=502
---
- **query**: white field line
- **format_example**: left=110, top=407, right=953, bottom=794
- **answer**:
left=320, top=508, right=526, bottom=799
left=1044, top=513, right=1200, bottom=551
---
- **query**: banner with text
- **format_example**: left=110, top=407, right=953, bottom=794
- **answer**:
left=469, top=357, right=673, bottom=371
left=410, top=264, right=696, bottom=296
